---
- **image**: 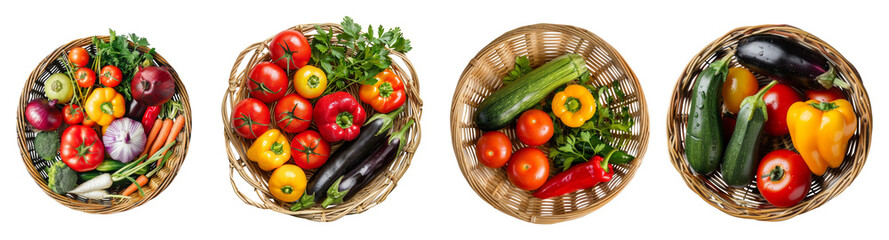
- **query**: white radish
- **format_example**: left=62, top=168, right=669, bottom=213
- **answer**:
left=78, top=190, right=110, bottom=200
left=69, top=173, right=113, bottom=194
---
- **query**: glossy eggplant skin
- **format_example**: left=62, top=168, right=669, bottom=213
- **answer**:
left=736, top=34, right=847, bottom=90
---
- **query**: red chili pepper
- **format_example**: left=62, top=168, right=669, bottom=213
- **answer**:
left=532, top=155, right=613, bottom=199
left=142, top=106, right=161, bottom=131
left=313, top=91, right=367, bottom=142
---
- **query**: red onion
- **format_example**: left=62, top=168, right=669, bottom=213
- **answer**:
left=132, top=66, right=175, bottom=106
left=103, top=118, right=146, bottom=163
left=25, top=98, right=63, bottom=131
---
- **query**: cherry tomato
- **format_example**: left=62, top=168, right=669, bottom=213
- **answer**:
left=270, top=30, right=311, bottom=71
left=294, top=65, right=328, bottom=99
left=230, top=98, right=271, bottom=139
left=806, top=87, right=845, bottom=102
left=74, top=68, right=96, bottom=88
left=506, top=147, right=549, bottom=191
left=476, top=131, right=512, bottom=168
left=99, top=65, right=122, bottom=87
left=274, top=94, right=312, bottom=133
left=762, top=83, right=801, bottom=136
left=722, top=67, right=759, bottom=114
left=63, top=104, right=84, bottom=125
left=68, top=47, right=89, bottom=68
left=757, top=149, right=811, bottom=207
left=515, top=109, right=554, bottom=146
left=247, top=62, right=288, bottom=103
left=290, top=130, right=330, bottom=170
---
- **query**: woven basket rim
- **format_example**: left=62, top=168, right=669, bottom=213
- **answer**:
left=666, top=24, right=872, bottom=221
left=16, top=35, right=192, bottom=214
left=450, top=23, right=649, bottom=224
left=222, top=23, right=422, bottom=222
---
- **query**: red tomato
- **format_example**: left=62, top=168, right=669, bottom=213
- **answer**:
left=762, top=83, right=801, bottom=136
left=230, top=98, right=271, bottom=139
left=274, top=94, right=312, bottom=133
left=99, top=65, right=123, bottom=87
left=515, top=109, right=554, bottom=146
left=74, top=68, right=96, bottom=88
left=63, top=104, right=84, bottom=125
left=291, top=130, right=330, bottom=170
left=270, top=30, right=311, bottom=71
left=476, top=131, right=512, bottom=168
left=506, top=147, right=549, bottom=191
left=248, top=62, right=288, bottom=103
left=756, top=149, right=812, bottom=207
left=806, top=88, right=845, bottom=102
left=59, top=125, right=104, bottom=172
left=68, top=47, right=89, bottom=68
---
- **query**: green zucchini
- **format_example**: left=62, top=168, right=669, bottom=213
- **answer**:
left=475, top=54, right=585, bottom=131
left=685, top=53, right=733, bottom=174
left=721, top=81, right=776, bottom=186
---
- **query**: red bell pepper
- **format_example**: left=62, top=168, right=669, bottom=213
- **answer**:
left=359, top=69, right=406, bottom=113
left=532, top=155, right=613, bottom=199
left=313, top=91, right=366, bottom=142
left=142, top=106, right=161, bottom=131
left=59, top=125, right=105, bottom=172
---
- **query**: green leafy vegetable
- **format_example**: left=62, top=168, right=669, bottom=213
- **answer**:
left=310, top=16, right=412, bottom=94
left=47, top=161, right=77, bottom=194
left=35, top=131, right=60, bottom=161
left=503, top=56, right=532, bottom=84
left=91, top=29, right=155, bottom=100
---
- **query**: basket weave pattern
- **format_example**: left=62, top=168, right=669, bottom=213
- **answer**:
left=667, top=25, right=871, bottom=221
left=451, top=24, right=649, bottom=224
left=222, top=23, right=422, bottom=222
left=16, top=36, right=192, bottom=214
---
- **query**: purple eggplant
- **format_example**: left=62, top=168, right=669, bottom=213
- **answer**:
left=736, top=34, right=849, bottom=90
left=320, top=119, right=414, bottom=208
left=290, top=107, right=404, bottom=211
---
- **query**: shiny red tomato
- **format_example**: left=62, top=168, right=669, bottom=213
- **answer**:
left=270, top=30, right=311, bottom=71
left=515, top=109, right=554, bottom=146
left=99, top=65, right=122, bottom=87
left=476, top=131, right=512, bottom=168
left=74, top=68, right=96, bottom=88
left=274, top=94, right=312, bottom=133
left=806, top=87, right=845, bottom=102
left=59, top=125, right=104, bottom=172
left=68, top=47, right=89, bottom=68
left=757, top=149, right=811, bottom=207
left=248, top=62, right=288, bottom=103
left=63, top=104, right=84, bottom=125
left=231, top=98, right=271, bottom=139
left=762, top=83, right=801, bottom=136
left=506, top=147, right=549, bottom=191
left=291, top=130, right=330, bottom=170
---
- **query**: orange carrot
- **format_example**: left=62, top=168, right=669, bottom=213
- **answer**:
left=159, top=115, right=186, bottom=158
left=148, top=119, right=173, bottom=157
left=122, top=175, right=149, bottom=196
left=139, top=119, right=163, bottom=159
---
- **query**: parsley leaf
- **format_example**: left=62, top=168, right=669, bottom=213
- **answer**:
left=502, top=56, right=532, bottom=84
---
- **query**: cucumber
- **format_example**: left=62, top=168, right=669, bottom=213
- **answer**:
left=685, top=54, right=733, bottom=174
left=475, top=54, right=585, bottom=131
left=721, top=81, right=776, bottom=186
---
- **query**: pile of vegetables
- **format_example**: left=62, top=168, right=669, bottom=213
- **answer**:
left=229, top=17, right=415, bottom=210
left=684, top=34, right=857, bottom=207
left=27, top=29, right=187, bottom=201
left=474, top=53, right=637, bottom=199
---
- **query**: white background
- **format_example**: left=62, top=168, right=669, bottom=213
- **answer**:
left=1, top=0, right=885, bottom=239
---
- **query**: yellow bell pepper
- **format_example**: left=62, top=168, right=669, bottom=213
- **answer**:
left=84, top=87, right=125, bottom=127
left=552, top=85, right=596, bottom=127
left=787, top=99, right=857, bottom=176
left=247, top=129, right=291, bottom=171
left=268, top=164, right=307, bottom=202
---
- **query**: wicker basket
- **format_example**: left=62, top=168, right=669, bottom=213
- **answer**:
left=667, top=24, right=871, bottom=221
left=16, top=36, right=192, bottom=214
left=450, top=24, right=649, bottom=224
left=222, top=23, right=421, bottom=222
